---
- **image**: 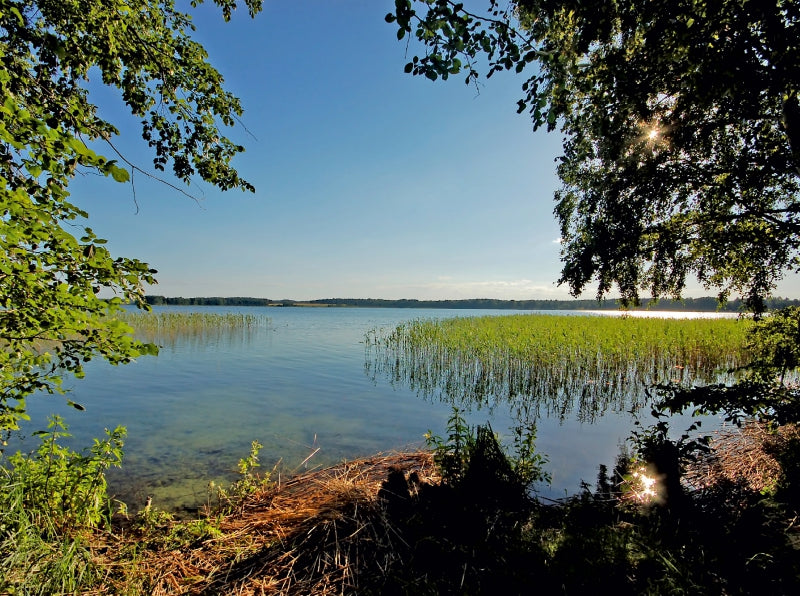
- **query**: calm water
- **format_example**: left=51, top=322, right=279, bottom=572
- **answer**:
left=18, top=306, right=728, bottom=512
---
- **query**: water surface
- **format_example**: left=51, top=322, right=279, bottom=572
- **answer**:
left=19, top=306, right=731, bottom=512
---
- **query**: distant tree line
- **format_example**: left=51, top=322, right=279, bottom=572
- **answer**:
left=144, top=295, right=800, bottom=312
left=145, top=296, right=274, bottom=307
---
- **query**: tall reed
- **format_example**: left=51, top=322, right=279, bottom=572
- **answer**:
left=116, top=311, right=271, bottom=349
left=366, top=314, right=752, bottom=423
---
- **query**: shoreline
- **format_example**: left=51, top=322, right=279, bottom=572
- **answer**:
left=143, top=295, right=800, bottom=312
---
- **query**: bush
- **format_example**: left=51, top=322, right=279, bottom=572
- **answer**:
left=0, top=415, right=125, bottom=593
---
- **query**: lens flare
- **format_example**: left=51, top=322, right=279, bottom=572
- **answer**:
left=633, top=467, right=659, bottom=502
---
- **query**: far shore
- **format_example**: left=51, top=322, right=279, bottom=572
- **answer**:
left=144, top=295, right=800, bottom=312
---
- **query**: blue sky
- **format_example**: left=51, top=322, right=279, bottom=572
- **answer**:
left=68, top=1, right=800, bottom=301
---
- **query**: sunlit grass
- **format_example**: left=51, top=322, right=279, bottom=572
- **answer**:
left=372, top=314, right=749, bottom=371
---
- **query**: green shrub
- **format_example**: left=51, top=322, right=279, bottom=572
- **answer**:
left=0, top=415, right=125, bottom=593
left=210, top=439, right=273, bottom=511
left=425, top=408, right=550, bottom=491
left=2, top=414, right=124, bottom=535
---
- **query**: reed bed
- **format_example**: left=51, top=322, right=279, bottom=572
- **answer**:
left=116, top=311, right=271, bottom=348
left=366, top=314, right=752, bottom=422
left=96, top=451, right=437, bottom=595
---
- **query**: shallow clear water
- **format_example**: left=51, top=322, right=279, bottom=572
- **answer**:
left=17, top=306, right=726, bottom=512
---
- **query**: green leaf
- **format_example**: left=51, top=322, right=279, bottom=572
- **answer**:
left=110, top=166, right=130, bottom=183
left=9, top=6, right=24, bottom=26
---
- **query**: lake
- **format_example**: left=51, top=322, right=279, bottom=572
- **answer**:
left=18, top=306, right=732, bottom=513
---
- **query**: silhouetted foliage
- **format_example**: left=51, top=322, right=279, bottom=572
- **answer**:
left=372, top=415, right=800, bottom=595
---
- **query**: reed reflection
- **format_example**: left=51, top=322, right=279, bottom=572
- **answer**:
left=117, top=311, right=272, bottom=351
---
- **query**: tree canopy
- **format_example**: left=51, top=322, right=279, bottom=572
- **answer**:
left=0, top=0, right=260, bottom=433
left=388, top=0, right=800, bottom=311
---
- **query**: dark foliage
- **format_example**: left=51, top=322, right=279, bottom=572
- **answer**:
left=371, top=420, right=800, bottom=595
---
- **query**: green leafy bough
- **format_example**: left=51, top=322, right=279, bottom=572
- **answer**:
left=0, top=0, right=262, bottom=435
left=388, top=0, right=800, bottom=312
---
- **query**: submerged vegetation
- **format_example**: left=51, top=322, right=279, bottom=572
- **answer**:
left=367, top=314, right=752, bottom=422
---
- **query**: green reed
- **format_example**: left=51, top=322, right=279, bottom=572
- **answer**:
left=366, top=314, right=752, bottom=423
left=115, top=311, right=271, bottom=348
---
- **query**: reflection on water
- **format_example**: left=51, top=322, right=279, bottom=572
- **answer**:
left=20, top=307, right=492, bottom=513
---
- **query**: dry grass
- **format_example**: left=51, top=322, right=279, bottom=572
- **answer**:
left=94, top=451, right=437, bottom=595
left=684, top=422, right=800, bottom=493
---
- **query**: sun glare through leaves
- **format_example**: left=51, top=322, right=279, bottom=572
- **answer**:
left=630, top=467, right=660, bottom=503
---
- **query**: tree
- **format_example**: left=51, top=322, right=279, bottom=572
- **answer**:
left=387, top=0, right=800, bottom=311
left=0, top=0, right=261, bottom=434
